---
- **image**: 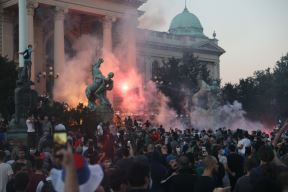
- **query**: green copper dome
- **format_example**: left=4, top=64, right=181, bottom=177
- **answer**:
left=169, top=8, right=204, bottom=37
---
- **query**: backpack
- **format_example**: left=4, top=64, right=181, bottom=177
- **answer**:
left=23, top=49, right=31, bottom=59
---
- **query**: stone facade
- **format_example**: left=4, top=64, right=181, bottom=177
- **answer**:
left=0, top=0, right=224, bottom=96
left=137, top=29, right=224, bottom=82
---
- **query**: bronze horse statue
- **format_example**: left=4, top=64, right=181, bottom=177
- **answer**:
left=85, top=58, right=114, bottom=110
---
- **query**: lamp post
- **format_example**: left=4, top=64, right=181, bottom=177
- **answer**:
left=36, top=65, right=59, bottom=99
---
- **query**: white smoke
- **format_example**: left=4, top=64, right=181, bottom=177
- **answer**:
left=190, top=101, right=268, bottom=132
left=138, top=1, right=168, bottom=30
left=53, top=35, right=100, bottom=105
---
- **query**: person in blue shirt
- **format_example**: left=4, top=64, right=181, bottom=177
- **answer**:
left=19, top=44, right=33, bottom=81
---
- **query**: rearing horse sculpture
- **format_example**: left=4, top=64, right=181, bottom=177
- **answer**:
left=85, top=58, right=114, bottom=110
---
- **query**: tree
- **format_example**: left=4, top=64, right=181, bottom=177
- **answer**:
left=273, top=54, right=288, bottom=119
left=222, top=53, right=288, bottom=123
left=152, top=53, right=211, bottom=113
left=0, top=56, right=18, bottom=119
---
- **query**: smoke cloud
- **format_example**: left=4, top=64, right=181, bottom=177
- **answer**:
left=52, top=6, right=270, bottom=133
left=138, top=0, right=168, bottom=30
left=53, top=35, right=100, bottom=106
left=190, top=101, right=269, bottom=132
left=53, top=33, right=269, bottom=132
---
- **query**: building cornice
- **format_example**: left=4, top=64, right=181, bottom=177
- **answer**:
left=0, top=0, right=17, bottom=8
left=137, top=41, right=224, bottom=56
left=110, top=0, right=147, bottom=8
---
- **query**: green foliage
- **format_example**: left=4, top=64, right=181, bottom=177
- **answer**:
left=39, top=101, right=89, bottom=128
left=222, top=53, right=288, bottom=123
left=152, top=53, right=211, bottom=113
left=0, top=56, right=18, bottom=119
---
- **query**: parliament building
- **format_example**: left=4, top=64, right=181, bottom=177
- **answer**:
left=0, top=0, right=225, bottom=96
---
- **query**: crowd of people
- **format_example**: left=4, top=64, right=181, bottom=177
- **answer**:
left=0, top=113, right=288, bottom=192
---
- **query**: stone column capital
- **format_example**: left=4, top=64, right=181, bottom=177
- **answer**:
left=27, top=0, right=38, bottom=16
left=102, top=15, right=116, bottom=28
left=104, top=15, right=116, bottom=22
left=54, top=6, right=68, bottom=20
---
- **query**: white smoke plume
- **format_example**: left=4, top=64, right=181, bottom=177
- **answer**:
left=52, top=33, right=267, bottom=132
left=138, top=0, right=169, bottom=30
left=189, top=101, right=270, bottom=132
left=53, top=35, right=100, bottom=106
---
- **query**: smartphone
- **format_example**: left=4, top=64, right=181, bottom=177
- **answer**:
left=53, top=131, right=67, bottom=147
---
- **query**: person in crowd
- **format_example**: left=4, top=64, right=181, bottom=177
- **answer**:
left=103, top=128, right=114, bottom=160
left=237, top=132, right=251, bottom=156
left=115, top=146, right=134, bottom=179
left=13, top=146, right=32, bottom=170
left=194, top=155, right=218, bottom=192
left=105, top=167, right=127, bottom=192
left=144, top=120, right=151, bottom=129
left=145, top=144, right=167, bottom=192
left=211, top=146, right=226, bottom=188
left=0, top=114, right=7, bottom=143
left=97, top=122, right=104, bottom=140
left=0, top=150, right=13, bottom=192
left=42, top=116, right=52, bottom=136
left=134, top=120, right=139, bottom=128
left=233, top=158, right=257, bottom=192
left=26, top=114, right=36, bottom=149
left=162, top=155, right=196, bottom=192
left=227, top=144, right=244, bottom=190
left=34, top=116, right=43, bottom=140
left=26, top=156, right=45, bottom=192
left=127, top=160, right=151, bottom=192
left=14, top=171, right=30, bottom=192
left=54, top=118, right=66, bottom=132
left=250, top=145, right=288, bottom=192
left=83, top=139, right=98, bottom=164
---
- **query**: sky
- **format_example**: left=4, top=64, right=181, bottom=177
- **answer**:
left=138, top=0, right=288, bottom=84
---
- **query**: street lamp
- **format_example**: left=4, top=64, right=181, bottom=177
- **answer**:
left=36, top=65, right=59, bottom=99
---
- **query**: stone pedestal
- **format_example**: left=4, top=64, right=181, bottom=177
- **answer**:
left=8, top=76, right=38, bottom=143
left=83, top=107, right=114, bottom=138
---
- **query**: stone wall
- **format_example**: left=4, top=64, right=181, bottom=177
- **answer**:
left=1, top=11, right=14, bottom=60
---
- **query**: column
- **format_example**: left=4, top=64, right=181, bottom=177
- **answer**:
left=34, top=19, right=45, bottom=93
left=27, top=0, right=37, bottom=81
left=103, top=16, right=115, bottom=107
left=103, top=16, right=113, bottom=53
left=216, top=62, right=220, bottom=80
left=54, top=7, right=66, bottom=75
left=2, top=11, right=14, bottom=60
left=18, top=0, right=28, bottom=67
left=127, top=17, right=137, bottom=67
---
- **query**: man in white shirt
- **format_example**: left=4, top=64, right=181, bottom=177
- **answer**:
left=0, top=151, right=13, bottom=192
left=26, top=114, right=36, bottom=149
left=97, top=123, right=104, bottom=136
left=237, top=134, right=251, bottom=155
left=96, top=123, right=104, bottom=141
